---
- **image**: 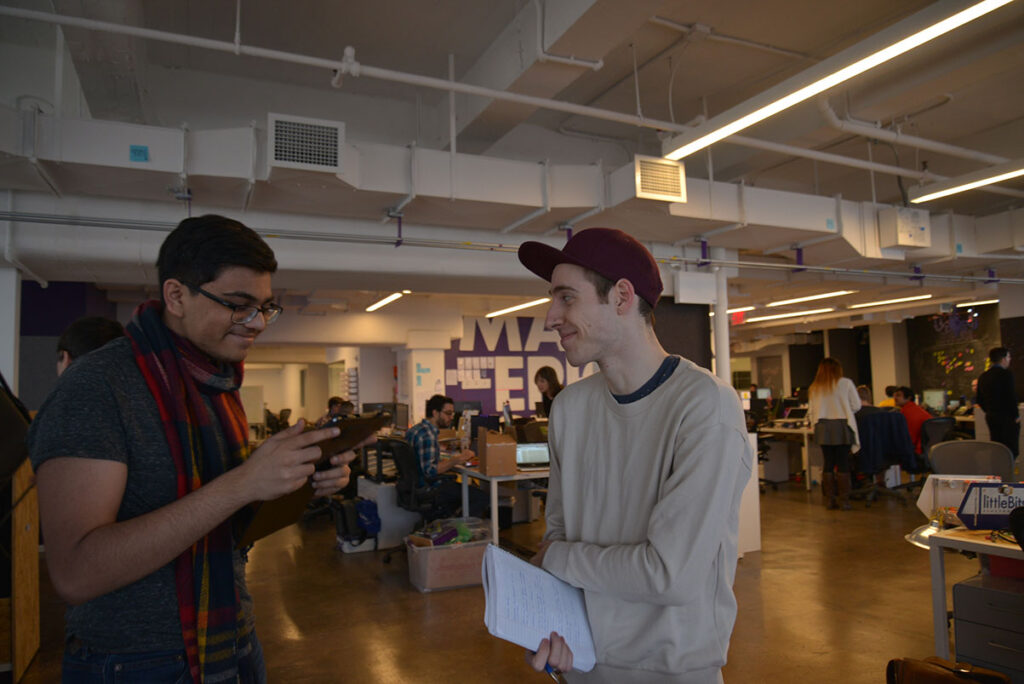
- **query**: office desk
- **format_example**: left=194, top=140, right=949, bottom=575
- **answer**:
left=455, top=466, right=550, bottom=543
left=757, top=425, right=817, bottom=491
left=927, top=527, right=1024, bottom=659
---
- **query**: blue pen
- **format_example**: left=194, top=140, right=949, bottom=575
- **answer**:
left=530, top=652, right=561, bottom=681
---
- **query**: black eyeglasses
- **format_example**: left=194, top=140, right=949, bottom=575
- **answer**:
left=189, top=285, right=283, bottom=325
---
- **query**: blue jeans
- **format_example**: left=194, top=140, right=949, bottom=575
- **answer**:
left=62, top=632, right=267, bottom=684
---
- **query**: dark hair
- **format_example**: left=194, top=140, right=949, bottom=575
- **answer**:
left=856, top=384, right=873, bottom=405
left=896, top=386, right=915, bottom=401
left=327, top=396, right=344, bottom=409
left=157, top=215, right=277, bottom=297
left=884, top=385, right=897, bottom=398
left=534, top=366, right=563, bottom=398
left=425, top=394, right=453, bottom=417
left=989, top=347, right=1009, bottom=364
left=57, top=316, right=124, bottom=360
left=582, top=269, right=655, bottom=326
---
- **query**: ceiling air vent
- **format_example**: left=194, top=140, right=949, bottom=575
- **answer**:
left=634, top=155, right=686, bottom=203
left=268, top=113, right=344, bottom=173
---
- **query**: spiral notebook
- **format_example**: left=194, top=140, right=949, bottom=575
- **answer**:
left=481, top=544, right=596, bottom=672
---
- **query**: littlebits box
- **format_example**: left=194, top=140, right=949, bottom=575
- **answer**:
left=478, top=427, right=516, bottom=476
left=406, top=539, right=490, bottom=592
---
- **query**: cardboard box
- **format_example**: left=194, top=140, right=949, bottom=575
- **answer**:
left=478, top=427, right=517, bottom=476
left=406, top=538, right=490, bottom=592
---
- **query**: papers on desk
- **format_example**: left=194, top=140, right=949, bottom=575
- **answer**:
left=482, top=544, right=596, bottom=672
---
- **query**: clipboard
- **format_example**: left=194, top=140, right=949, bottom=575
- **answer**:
left=236, top=412, right=391, bottom=547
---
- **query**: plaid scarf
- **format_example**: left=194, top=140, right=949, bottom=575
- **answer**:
left=126, top=300, right=253, bottom=682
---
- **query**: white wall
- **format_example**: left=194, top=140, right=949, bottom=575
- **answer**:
left=243, top=367, right=285, bottom=416
left=0, top=266, right=21, bottom=392
left=869, top=322, right=910, bottom=404
left=359, top=346, right=397, bottom=406
left=305, top=362, right=328, bottom=424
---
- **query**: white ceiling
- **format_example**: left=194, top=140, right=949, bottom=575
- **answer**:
left=1, top=0, right=1023, bottom=341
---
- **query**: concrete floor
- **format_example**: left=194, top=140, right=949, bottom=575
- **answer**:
left=24, top=482, right=979, bottom=682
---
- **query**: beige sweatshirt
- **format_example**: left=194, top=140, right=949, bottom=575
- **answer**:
left=542, top=358, right=752, bottom=682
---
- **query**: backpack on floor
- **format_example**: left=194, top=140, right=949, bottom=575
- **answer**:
left=334, top=497, right=379, bottom=549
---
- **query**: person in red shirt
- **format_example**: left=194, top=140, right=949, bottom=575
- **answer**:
left=894, top=386, right=931, bottom=454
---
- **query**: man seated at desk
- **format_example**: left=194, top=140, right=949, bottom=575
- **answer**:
left=316, top=396, right=354, bottom=427
left=855, top=385, right=884, bottom=418
left=894, top=386, right=931, bottom=455
left=406, top=393, right=488, bottom=517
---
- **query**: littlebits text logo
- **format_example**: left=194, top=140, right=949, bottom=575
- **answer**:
left=981, top=493, right=1024, bottom=510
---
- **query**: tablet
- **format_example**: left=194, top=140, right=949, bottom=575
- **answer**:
left=237, top=412, right=391, bottom=548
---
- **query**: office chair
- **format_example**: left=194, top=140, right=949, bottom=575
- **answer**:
left=380, top=437, right=456, bottom=564
left=929, top=440, right=1015, bottom=482
left=919, top=417, right=956, bottom=461
left=853, top=411, right=917, bottom=505
left=383, top=437, right=452, bottom=521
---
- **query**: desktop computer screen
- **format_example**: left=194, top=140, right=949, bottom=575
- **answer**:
left=393, top=403, right=409, bottom=429
left=361, top=403, right=396, bottom=424
left=453, top=400, right=482, bottom=421
left=469, top=415, right=500, bottom=452
left=922, top=389, right=947, bottom=414
left=756, top=387, right=771, bottom=399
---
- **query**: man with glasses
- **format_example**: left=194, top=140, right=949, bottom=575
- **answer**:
left=406, top=394, right=487, bottom=517
left=28, top=215, right=364, bottom=682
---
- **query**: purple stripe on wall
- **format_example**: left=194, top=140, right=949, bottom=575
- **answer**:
left=21, top=281, right=117, bottom=336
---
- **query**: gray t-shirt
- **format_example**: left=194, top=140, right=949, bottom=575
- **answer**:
left=27, top=337, right=254, bottom=652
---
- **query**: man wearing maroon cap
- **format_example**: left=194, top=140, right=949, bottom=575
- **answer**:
left=518, top=228, right=751, bottom=683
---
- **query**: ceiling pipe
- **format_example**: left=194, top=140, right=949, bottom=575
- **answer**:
left=649, top=16, right=814, bottom=61
left=8, top=5, right=1020, bottom=200
left=383, top=142, right=417, bottom=224
left=817, top=98, right=1007, bottom=166
left=535, top=0, right=604, bottom=71
left=3, top=200, right=48, bottom=287
left=4, top=209, right=1023, bottom=285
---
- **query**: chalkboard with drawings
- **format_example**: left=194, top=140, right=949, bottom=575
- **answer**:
left=906, top=304, right=1000, bottom=402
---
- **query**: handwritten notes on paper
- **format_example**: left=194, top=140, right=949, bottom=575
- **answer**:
left=481, top=544, right=596, bottom=672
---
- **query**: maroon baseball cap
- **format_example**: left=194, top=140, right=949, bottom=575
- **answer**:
left=517, top=228, right=663, bottom=307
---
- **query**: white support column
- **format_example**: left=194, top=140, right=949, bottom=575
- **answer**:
left=0, top=265, right=20, bottom=392
left=869, top=323, right=910, bottom=405
left=281, top=363, right=304, bottom=421
left=713, top=266, right=730, bottom=385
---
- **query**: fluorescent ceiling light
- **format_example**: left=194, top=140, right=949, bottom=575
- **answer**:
left=709, top=306, right=756, bottom=317
left=365, top=292, right=403, bottom=312
left=766, top=290, right=857, bottom=307
left=745, top=307, right=834, bottom=323
left=955, top=299, right=998, bottom=308
left=910, top=157, right=1024, bottom=203
left=662, top=0, right=1012, bottom=160
left=486, top=297, right=550, bottom=318
left=848, top=294, right=932, bottom=309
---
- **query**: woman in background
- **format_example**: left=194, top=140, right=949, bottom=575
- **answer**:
left=808, top=358, right=861, bottom=510
left=534, top=366, right=563, bottom=418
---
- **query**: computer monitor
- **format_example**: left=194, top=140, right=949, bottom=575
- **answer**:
left=781, top=397, right=802, bottom=413
left=361, top=402, right=396, bottom=424
left=756, top=387, right=771, bottom=399
left=922, top=389, right=947, bottom=414
left=393, top=403, right=409, bottom=429
left=469, top=415, right=500, bottom=452
left=515, top=443, right=550, bottom=469
left=453, top=400, right=482, bottom=421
